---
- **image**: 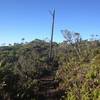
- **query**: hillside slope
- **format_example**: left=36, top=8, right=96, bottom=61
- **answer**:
left=0, top=39, right=100, bottom=100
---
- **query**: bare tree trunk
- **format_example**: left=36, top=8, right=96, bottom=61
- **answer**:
left=49, top=9, right=55, bottom=62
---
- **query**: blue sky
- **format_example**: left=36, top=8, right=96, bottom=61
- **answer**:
left=0, top=0, right=100, bottom=45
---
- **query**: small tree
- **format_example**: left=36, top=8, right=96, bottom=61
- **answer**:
left=61, top=29, right=81, bottom=61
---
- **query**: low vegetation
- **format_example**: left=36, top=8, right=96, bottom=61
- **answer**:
left=0, top=30, right=100, bottom=100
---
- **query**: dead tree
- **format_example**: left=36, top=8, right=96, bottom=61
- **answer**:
left=49, top=9, right=55, bottom=62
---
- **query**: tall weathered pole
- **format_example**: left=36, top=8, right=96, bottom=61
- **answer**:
left=49, top=9, right=55, bottom=61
